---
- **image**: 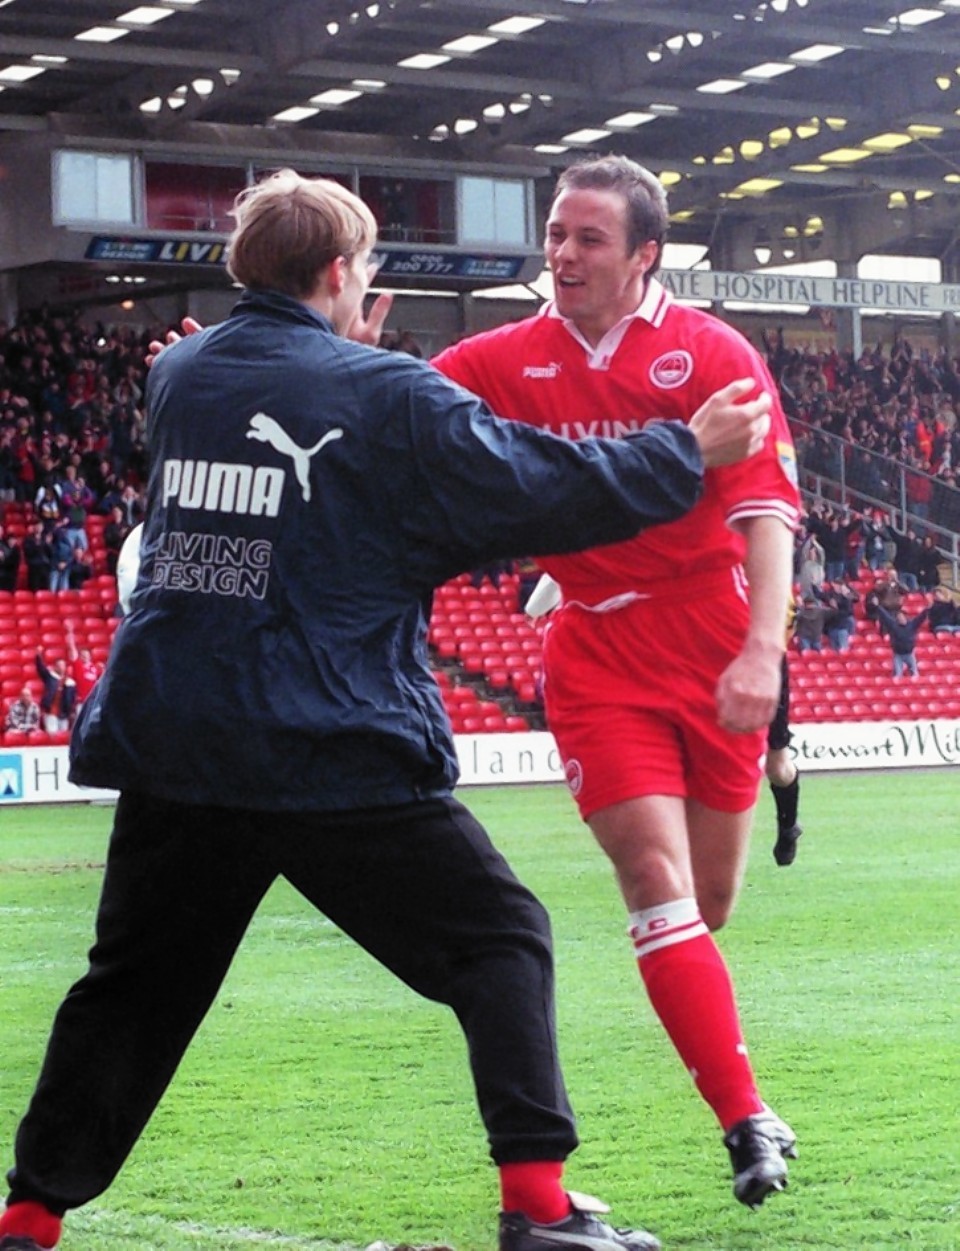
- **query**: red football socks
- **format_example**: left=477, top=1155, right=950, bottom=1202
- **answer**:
left=499, top=1160, right=571, bottom=1223
left=630, top=898, right=764, bottom=1131
left=0, top=1200, right=62, bottom=1248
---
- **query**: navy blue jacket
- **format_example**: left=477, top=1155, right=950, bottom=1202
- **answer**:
left=71, top=290, right=705, bottom=811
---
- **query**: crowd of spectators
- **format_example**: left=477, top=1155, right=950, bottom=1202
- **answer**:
left=762, top=327, right=960, bottom=532
left=790, top=493, right=960, bottom=662
left=0, top=307, right=149, bottom=588
left=799, top=500, right=946, bottom=590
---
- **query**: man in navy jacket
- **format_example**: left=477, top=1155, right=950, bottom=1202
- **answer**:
left=0, top=170, right=770, bottom=1251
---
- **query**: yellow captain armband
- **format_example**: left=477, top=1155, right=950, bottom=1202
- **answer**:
left=785, top=594, right=798, bottom=646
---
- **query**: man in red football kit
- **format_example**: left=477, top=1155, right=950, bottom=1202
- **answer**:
left=432, top=155, right=801, bottom=1209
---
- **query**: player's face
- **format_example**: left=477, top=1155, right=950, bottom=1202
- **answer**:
left=545, top=187, right=656, bottom=346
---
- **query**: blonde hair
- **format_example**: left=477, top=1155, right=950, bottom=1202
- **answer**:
left=227, top=168, right=378, bottom=299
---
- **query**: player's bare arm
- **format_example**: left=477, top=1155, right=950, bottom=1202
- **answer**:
left=715, top=515, right=795, bottom=734
left=688, top=378, right=771, bottom=469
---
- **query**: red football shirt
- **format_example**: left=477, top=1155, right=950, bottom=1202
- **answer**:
left=433, top=278, right=800, bottom=602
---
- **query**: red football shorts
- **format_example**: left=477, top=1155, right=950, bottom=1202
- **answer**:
left=541, top=570, right=766, bottom=820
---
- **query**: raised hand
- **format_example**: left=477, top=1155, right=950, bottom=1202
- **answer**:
left=145, top=316, right=204, bottom=368
left=344, top=291, right=394, bottom=346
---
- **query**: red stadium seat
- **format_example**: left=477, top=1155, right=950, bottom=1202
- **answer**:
left=457, top=687, right=483, bottom=706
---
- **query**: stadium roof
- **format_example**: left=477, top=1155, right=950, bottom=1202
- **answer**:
left=5, top=0, right=960, bottom=270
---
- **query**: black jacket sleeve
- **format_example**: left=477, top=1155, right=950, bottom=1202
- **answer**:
left=384, top=365, right=705, bottom=586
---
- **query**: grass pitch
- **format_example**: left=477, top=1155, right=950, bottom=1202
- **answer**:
left=1, top=773, right=958, bottom=1251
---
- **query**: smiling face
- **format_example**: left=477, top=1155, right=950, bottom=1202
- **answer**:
left=544, top=187, right=656, bottom=347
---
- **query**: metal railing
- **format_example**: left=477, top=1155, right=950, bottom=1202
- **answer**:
left=790, top=417, right=960, bottom=585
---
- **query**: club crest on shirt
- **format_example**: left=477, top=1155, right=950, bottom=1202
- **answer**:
left=564, top=757, right=584, bottom=796
left=649, top=350, right=693, bottom=390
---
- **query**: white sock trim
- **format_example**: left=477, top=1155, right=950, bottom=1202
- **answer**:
left=628, top=897, right=708, bottom=958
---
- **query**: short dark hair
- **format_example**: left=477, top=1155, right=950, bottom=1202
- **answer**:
left=552, top=155, right=669, bottom=272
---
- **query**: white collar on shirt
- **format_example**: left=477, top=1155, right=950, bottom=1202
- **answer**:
left=538, top=277, right=673, bottom=370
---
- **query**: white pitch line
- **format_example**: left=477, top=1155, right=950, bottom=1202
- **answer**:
left=71, top=1206, right=442, bottom=1251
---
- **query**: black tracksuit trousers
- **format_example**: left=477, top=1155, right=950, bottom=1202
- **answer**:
left=7, top=790, right=578, bottom=1213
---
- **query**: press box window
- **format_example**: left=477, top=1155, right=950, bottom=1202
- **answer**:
left=145, top=161, right=247, bottom=232
left=53, top=151, right=136, bottom=225
left=458, top=177, right=530, bottom=246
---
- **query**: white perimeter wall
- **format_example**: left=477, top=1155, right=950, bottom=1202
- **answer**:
left=3, top=719, right=960, bottom=805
